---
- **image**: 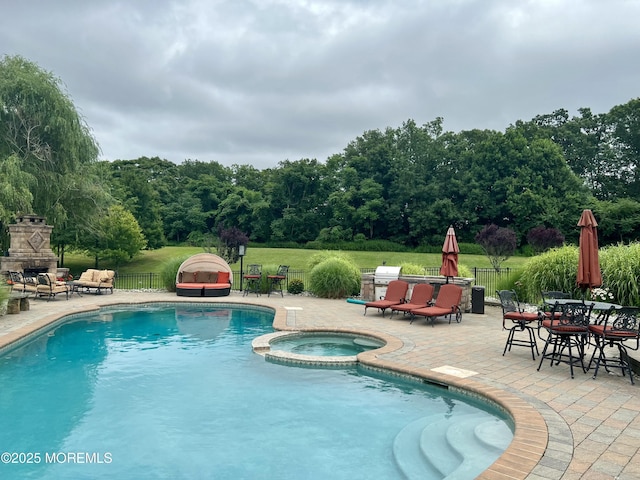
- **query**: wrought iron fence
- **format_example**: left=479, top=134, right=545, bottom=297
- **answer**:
left=115, top=267, right=512, bottom=297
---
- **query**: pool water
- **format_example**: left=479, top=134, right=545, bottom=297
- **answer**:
left=0, top=304, right=513, bottom=479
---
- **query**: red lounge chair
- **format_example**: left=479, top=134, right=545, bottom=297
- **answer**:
left=364, top=280, right=409, bottom=317
left=410, top=284, right=462, bottom=326
left=390, top=283, right=435, bottom=319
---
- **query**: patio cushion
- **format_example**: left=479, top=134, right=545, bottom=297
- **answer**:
left=504, top=311, right=539, bottom=322
left=588, top=324, right=636, bottom=338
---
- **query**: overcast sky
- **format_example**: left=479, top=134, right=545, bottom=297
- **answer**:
left=2, top=0, right=639, bottom=169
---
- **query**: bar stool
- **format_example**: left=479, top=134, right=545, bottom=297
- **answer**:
left=589, top=306, right=640, bottom=384
left=538, top=301, right=593, bottom=378
left=242, top=264, right=262, bottom=297
left=497, top=290, right=539, bottom=360
left=267, top=265, right=288, bottom=297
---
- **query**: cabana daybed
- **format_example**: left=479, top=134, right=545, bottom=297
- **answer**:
left=175, top=253, right=232, bottom=297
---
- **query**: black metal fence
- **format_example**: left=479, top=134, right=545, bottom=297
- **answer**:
left=115, top=267, right=512, bottom=297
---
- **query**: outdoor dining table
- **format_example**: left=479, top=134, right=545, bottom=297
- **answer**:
left=543, top=298, right=622, bottom=324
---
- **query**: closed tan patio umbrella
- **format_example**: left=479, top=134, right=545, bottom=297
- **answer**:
left=577, top=209, right=602, bottom=293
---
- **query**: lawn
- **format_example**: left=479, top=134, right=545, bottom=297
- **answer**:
left=62, top=246, right=530, bottom=275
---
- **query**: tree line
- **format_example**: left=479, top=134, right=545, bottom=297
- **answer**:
left=2, top=55, right=640, bottom=265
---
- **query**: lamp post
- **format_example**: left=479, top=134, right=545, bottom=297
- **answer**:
left=238, top=245, right=246, bottom=291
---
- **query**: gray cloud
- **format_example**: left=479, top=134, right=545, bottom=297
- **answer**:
left=2, top=0, right=639, bottom=169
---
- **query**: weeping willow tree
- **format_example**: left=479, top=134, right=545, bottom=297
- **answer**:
left=0, top=55, right=111, bottom=257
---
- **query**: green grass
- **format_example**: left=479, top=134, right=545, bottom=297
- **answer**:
left=61, top=247, right=530, bottom=275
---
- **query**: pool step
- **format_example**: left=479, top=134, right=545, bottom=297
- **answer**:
left=393, top=412, right=513, bottom=479
left=392, top=415, right=446, bottom=479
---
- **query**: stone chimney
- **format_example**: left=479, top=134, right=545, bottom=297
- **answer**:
left=1, top=215, right=58, bottom=275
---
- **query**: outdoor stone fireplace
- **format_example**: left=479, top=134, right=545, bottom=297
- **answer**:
left=1, top=215, right=58, bottom=275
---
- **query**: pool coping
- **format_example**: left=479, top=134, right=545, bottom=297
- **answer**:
left=0, top=297, right=548, bottom=479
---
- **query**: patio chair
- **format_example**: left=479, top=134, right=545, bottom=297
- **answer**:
left=390, top=283, right=435, bottom=319
left=497, top=290, right=539, bottom=360
left=364, top=280, right=409, bottom=317
left=36, top=273, right=70, bottom=301
left=267, top=265, right=289, bottom=297
left=409, top=284, right=462, bottom=326
left=7, top=271, right=38, bottom=297
left=243, top=264, right=262, bottom=297
left=541, top=290, right=570, bottom=317
left=588, top=306, right=640, bottom=384
left=537, top=301, right=593, bottom=378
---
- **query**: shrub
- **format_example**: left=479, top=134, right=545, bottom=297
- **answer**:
left=353, top=233, right=366, bottom=242
left=457, top=263, right=472, bottom=279
left=257, top=264, right=279, bottom=294
left=308, top=257, right=361, bottom=298
left=307, top=250, right=355, bottom=270
left=0, top=284, right=10, bottom=315
left=399, top=262, right=424, bottom=275
left=495, top=269, right=525, bottom=298
left=217, top=225, right=249, bottom=264
left=599, top=243, right=640, bottom=306
left=518, top=246, right=580, bottom=303
left=161, top=255, right=191, bottom=292
left=288, top=278, right=305, bottom=295
left=306, top=240, right=409, bottom=252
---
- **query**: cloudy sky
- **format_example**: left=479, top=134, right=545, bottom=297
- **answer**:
left=2, top=0, right=639, bottom=169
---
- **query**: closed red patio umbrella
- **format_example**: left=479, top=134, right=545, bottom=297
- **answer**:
left=577, top=209, right=602, bottom=292
left=440, top=226, right=459, bottom=283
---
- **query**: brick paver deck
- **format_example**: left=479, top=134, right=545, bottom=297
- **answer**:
left=1, top=291, right=638, bottom=479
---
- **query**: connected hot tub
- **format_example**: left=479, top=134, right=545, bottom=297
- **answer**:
left=252, top=331, right=386, bottom=367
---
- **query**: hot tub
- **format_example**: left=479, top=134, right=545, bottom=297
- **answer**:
left=252, top=331, right=386, bottom=367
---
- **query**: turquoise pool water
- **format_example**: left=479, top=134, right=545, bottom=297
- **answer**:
left=0, top=304, right=512, bottom=479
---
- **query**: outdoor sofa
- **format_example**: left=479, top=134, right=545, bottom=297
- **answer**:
left=74, top=269, right=116, bottom=294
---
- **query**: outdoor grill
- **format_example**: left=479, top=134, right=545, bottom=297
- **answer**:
left=374, top=266, right=401, bottom=285
left=373, top=265, right=401, bottom=300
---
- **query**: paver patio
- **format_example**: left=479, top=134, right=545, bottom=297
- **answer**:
left=1, top=291, right=639, bottom=479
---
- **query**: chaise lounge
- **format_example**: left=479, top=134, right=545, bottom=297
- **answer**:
left=410, top=284, right=463, bottom=326
left=390, top=283, right=435, bottom=319
left=364, top=280, right=409, bottom=317
left=175, top=253, right=232, bottom=297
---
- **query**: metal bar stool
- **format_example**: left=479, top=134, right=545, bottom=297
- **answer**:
left=267, top=265, right=288, bottom=297
left=497, top=290, right=539, bottom=360
left=242, top=264, right=262, bottom=297
left=588, top=306, right=640, bottom=384
left=537, top=301, right=593, bottom=378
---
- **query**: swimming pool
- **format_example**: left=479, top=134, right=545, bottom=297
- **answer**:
left=0, top=303, right=512, bottom=479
